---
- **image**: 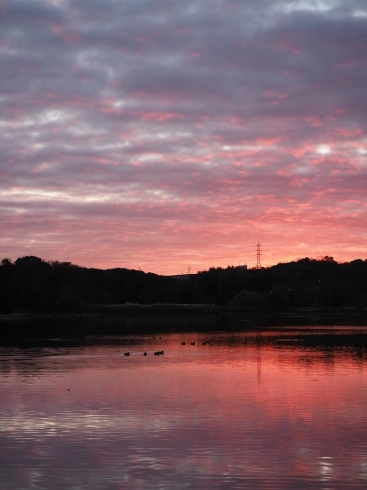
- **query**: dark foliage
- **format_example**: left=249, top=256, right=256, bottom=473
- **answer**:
left=191, top=256, right=367, bottom=310
left=1, top=256, right=367, bottom=313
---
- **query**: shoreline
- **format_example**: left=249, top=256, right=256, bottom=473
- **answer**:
left=1, top=303, right=366, bottom=320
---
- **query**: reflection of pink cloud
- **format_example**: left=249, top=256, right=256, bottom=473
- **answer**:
left=1, top=338, right=366, bottom=486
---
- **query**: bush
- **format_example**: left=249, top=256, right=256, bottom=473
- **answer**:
left=227, top=290, right=264, bottom=309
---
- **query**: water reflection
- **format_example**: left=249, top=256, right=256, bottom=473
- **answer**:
left=0, top=323, right=367, bottom=489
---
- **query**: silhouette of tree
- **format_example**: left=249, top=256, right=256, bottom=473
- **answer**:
left=1, top=255, right=367, bottom=313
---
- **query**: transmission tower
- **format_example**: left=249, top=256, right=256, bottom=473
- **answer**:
left=256, top=242, right=262, bottom=269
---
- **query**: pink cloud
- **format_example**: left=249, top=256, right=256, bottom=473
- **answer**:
left=1, top=0, right=367, bottom=273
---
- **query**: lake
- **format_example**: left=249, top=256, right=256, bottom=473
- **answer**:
left=1, top=313, right=367, bottom=489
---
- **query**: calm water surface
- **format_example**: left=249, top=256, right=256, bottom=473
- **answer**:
left=1, top=321, right=367, bottom=489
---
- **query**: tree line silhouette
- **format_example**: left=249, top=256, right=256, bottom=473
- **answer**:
left=1, top=255, right=367, bottom=314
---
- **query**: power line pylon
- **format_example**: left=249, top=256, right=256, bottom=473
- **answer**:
left=256, top=242, right=262, bottom=269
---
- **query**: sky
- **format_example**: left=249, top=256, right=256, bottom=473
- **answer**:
left=1, top=0, right=367, bottom=274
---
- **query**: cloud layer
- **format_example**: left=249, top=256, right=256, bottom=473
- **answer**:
left=1, top=0, right=367, bottom=273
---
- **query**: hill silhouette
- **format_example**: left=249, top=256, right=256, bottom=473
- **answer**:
left=1, top=256, right=367, bottom=314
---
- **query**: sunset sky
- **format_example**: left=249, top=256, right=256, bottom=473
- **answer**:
left=1, top=0, right=366, bottom=274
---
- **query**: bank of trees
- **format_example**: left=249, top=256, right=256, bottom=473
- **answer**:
left=1, top=255, right=367, bottom=313
left=0, top=256, right=207, bottom=313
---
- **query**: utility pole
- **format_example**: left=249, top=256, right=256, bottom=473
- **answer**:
left=256, top=242, right=262, bottom=269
